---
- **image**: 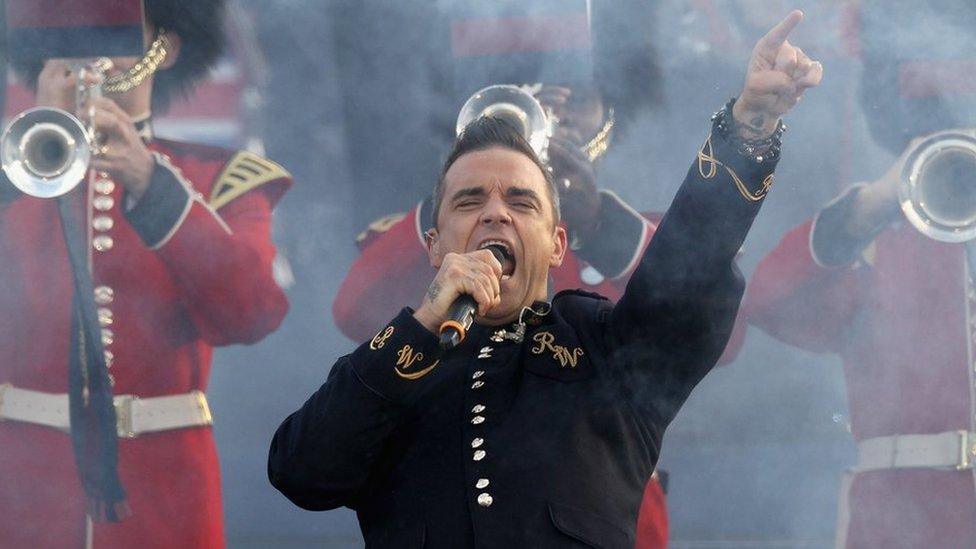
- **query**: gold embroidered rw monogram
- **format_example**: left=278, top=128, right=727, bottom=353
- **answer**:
left=394, top=344, right=439, bottom=380
left=531, top=332, right=585, bottom=368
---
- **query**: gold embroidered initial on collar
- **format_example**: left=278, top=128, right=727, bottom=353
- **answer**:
left=531, top=332, right=585, bottom=368
left=370, top=326, right=395, bottom=350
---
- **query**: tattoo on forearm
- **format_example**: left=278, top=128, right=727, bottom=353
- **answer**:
left=425, top=281, right=441, bottom=303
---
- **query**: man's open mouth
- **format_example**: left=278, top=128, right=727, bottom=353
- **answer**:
left=478, top=240, right=517, bottom=277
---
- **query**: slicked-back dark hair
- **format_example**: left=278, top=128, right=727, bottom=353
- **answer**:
left=10, top=0, right=225, bottom=113
left=431, top=116, right=559, bottom=229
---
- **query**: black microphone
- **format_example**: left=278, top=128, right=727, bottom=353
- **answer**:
left=439, top=244, right=505, bottom=350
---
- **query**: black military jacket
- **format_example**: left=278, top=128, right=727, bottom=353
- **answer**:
left=269, top=124, right=776, bottom=548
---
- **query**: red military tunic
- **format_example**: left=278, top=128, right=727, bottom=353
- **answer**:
left=333, top=191, right=745, bottom=548
left=743, top=186, right=976, bottom=548
left=0, top=124, right=291, bottom=548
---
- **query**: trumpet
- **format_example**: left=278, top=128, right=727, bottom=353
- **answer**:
left=0, top=60, right=109, bottom=198
left=456, top=84, right=553, bottom=163
left=899, top=130, right=976, bottom=243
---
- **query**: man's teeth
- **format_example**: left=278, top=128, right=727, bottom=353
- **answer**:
left=479, top=241, right=510, bottom=255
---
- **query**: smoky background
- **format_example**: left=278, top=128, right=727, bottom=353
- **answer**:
left=43, top=0, right=923, bottom=547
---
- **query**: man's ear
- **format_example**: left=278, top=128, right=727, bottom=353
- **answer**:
left=549, top=226, right=568, bottom=268
left=425, top=228, right=442, bottom=268
left=159, top=31, right=181, bottom=70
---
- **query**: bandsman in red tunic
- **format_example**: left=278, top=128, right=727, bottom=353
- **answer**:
left=743, top=2, right=976, bottom=546
left=0, top=1, right=291, bottom=547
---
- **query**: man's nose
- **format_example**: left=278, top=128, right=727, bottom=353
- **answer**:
left=479, top=198, right=512, bottom=225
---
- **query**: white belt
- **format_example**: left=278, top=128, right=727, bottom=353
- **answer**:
left=0, top=384, right=213, bottom=438
left=856, top=430, right=976, bottom=472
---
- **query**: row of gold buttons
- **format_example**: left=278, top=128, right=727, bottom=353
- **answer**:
left=92, top=174, right=116, bottom=385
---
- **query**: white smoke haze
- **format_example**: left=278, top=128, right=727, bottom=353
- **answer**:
left=28, top=1, right=958, bottom=547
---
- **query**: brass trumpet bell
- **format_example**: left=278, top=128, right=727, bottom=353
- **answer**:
left=1, top=107, right=91, bottom=198
left=456, top=85, right=552, bottom=163
left=899, top=131, right=976, bottom=243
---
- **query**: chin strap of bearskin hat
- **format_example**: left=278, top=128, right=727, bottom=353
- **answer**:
left=58, top=190, right=130, bottom=522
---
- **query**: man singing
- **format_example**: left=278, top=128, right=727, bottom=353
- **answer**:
left=269, top=11, right=820, bottom=547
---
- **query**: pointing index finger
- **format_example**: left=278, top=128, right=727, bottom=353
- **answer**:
left=757, top=10, right=803, bottom=54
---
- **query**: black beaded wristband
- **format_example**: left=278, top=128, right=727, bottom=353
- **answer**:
left=711, top=97, right=786, bottom=164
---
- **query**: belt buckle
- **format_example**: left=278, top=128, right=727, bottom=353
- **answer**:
left=956, top=430, right=976, bottom=471
left=114, top=394, right=138, bottom=438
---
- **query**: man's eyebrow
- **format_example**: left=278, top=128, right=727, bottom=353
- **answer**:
left=506, top=187, right=542, bottom=203
left=450, top=187, right=486, bottom=202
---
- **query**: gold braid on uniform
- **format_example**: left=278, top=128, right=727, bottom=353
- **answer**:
left=697, top=133, right=774, bottom=202
left=209, top=151, right=290, bottom=210
left=582, top=107, right=615, bottom=163
left=103, top=31, right=171, bottom=94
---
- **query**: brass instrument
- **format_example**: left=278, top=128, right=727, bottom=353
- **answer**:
left=456, top=85, right=553, bottom=163
left=899, top=130, right=976, bottom=243
left=0, top=59, right=110, bottom=198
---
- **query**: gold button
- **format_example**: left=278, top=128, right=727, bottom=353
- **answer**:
left=471, top=381, right=485, bottom=389
left=472, top=404, right=486, bottom=414
left=101, top=328, right=114, bottom=347
left=97, top=307, right=113, bottom=327
left=476, top=478, right=489, bottom=489
left=473, top=450, right=486, bottom=461
left=94, top=179, right=116, bottom=195
left=94, top=286, right=114, bottom=305
left=471, top=438, right=484, bottom=448
left=93, top=196, right=115, bottom=211
left=92, top=215, right=114, bottom=232
left=92, top=235, right=114, bottom=252
left=104, top=350, right=114, bottom=368
left=472, top=371, right=485, bottom=379
left=477, top=493, right=493, bottom=507
left=471, top=416, right=485, bottom=425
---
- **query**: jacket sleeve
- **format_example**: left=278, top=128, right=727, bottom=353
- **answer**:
left=742, top=186, right=871, bottom=353
left=605, top=125, right=774, bottom=427
left=268, top=309, right=443, bottom=510
left=574, top=190, right=656, bottom=295
left=333, top=204, right=435, bottom=342
left=123, top=152, right=291, bottom=346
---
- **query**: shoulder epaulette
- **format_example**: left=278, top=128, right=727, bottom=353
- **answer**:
left=356, top=212, right=408, bottom=245
left=209, top=151, right=290, bottom=210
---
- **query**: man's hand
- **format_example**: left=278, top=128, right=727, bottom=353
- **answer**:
left=734, top=10, right=823, bottom=138
left=847, top=136, right=926, bottom=238
left=36, top=61, right=155, bottom=201
left=84, top=97, right=156, bottom=201
left=413, top=250, right=503, bottom=334
left=548, top=137, right=601, bottom=243
left=36, top=60, right=81, bottom=111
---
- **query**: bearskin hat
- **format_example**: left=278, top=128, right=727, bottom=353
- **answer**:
left=10, top=0, right=226, bottom=112
left=859, top=0, right=976, bottom=155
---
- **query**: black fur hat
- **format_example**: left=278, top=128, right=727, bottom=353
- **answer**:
left=859, top=0, right=976, bottom=155
left=590, top=0, right=663, bottom=136
left=10, top=0, right=226, bottom=112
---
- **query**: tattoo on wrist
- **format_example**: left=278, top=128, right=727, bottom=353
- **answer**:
left=735, top=114, right=768, bottom=139
left=425, top=281, right=441, bottom=303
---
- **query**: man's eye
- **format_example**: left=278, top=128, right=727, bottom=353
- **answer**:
left=512, top=201, right=535, bottom=210
left=457, top=201, right=480, bottom=208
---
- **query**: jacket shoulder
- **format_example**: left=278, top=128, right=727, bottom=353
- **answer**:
left=152, top=138, right=292, bottom=210
left=551, top=289, right=612, bottom=327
